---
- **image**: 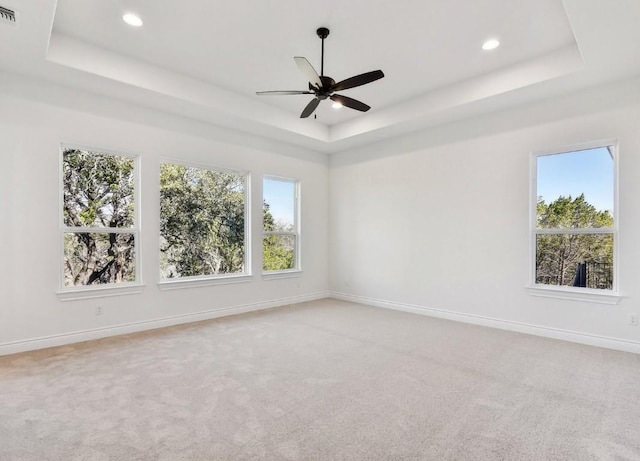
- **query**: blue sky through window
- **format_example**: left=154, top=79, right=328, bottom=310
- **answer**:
left=537, top=147, right=613, bottom=215
left=263, top=178, right=295, bottom=227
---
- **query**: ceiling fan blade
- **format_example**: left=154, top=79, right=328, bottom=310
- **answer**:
left=256, top=90, right=314, bottom=95
left=300, top=98, right=320, bottom=118
left=294, top=57, right=322, bottom=88
left=331, top=70, right=384, bottom=92
left=330, top=94, right=371, bottom=112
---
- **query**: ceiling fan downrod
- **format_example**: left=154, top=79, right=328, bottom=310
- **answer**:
left=317, top=27, right=329, bottom=77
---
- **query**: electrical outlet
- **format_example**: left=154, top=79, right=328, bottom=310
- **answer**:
left=96, top=306, right=103, bottom=316
left=630, top=314, right=638, bottom=326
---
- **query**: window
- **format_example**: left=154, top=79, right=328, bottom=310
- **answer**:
left=263, top=177, right=299, bottom=272
left=61, top=146, right=139, bottom=288
left=159, top=162, right=248, bottom=280
left=532, top=142, right=617, bottom=292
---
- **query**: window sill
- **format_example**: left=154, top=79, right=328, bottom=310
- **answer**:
left=57, top=284, right=145, bottom=301
left=262, top=270, right=302, bottom=281
left=526, top=284, right=622, bottom=305
left=158, top=274, right=252, bottom=291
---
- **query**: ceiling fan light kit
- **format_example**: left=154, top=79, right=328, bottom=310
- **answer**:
left=257, top=27, right=385, bottom=118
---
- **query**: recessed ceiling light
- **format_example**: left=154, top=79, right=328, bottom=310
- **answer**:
left=332, top=102, right=343, bottom=109
left=123, top=13, right=143, bottom=27
left=482, top=39, right=500, bottom=51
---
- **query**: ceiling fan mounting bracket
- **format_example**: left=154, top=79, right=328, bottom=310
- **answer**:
left=316, top=27, right=330, bottom=40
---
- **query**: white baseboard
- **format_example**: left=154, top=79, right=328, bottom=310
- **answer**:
left=331, top=292, right=640, bottom=355
left=7, top=291, right=639, bottom=357
left=0, top=292, right=330, bottom=356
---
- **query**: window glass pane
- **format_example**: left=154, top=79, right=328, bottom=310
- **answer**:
left=160, top=163, right=246, bottom=278
left=263, top=235, right=295, bottom=271
left=536, top=147, right=614, bottom=228
left=535, top=234, right=613, bottom=289
left=263, top=178, right=295, bottom=231
left=62, top=148, right=135, bottom=228
left=64, top=233, right=136, bottom=286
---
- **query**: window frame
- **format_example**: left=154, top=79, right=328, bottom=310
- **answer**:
left=157, top=158, right=252, bottom=290
left=262, top=175, right=301, bottom=277
left=528, top=139, right=620, bottom=303
left=57, top=143, right=143, bottom=301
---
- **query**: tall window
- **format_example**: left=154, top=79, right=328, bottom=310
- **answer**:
left=263, top=176, right=299, bottom=272
left=160, top=162, right=248, bottom=279
left=61, top=146, right=139, bottom=287
left=532, top=142, right=616, bottom=291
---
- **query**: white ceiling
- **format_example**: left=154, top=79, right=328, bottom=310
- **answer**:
left=0, top=0, right=639, bottom=154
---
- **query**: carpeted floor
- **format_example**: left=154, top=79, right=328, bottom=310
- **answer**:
left=1, top=298, right=640, bottom=460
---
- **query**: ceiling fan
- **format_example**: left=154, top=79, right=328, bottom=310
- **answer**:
left=256, top=27, right=384, bottom=118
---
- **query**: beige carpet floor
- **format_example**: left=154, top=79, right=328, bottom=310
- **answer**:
left=1, top=298, right=640, bottom=460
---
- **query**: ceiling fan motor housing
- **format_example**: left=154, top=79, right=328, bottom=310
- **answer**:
left=311, top=76, right=336, bottom=99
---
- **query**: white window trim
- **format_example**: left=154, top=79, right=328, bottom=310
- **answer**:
left=262, top=175, right=301, bottom=276
left=57, top=143, right=143, bottom=300
left=262, top=270, right=302, bottom=281
left=528, top=139, right=620, bottom=303
left=57, top=283, right=145, bottom=301
left=158, top=274, right=253, bottom=291
left=525, top=285, right=621, bottom=305
left=157, top=158, right=252, bottom=284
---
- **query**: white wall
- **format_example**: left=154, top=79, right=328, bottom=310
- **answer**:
left=0, top=91, right=329, bottom=354
left=3, top=75, right=640, bottom=356
left=329, top=79, right=640, bottom=352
